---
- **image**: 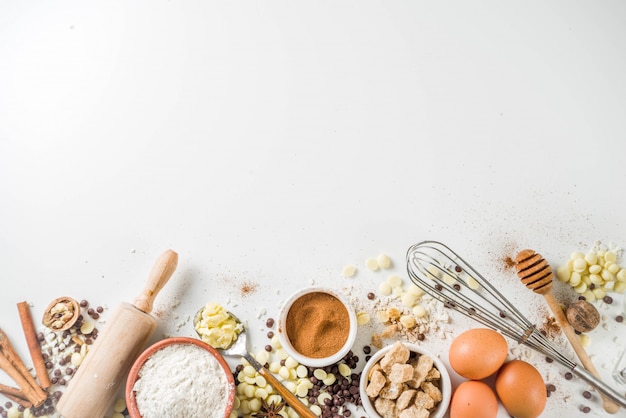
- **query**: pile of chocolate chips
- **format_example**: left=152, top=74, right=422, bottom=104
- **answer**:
left=305, top=350, right=362, bottom=417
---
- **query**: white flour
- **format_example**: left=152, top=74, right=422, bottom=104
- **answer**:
left=132, top=343, right=231, bottom=418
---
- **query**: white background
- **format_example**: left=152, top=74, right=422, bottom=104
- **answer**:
left=1, top=1, right=626, bottom=417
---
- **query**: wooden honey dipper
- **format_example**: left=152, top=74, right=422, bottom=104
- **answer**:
left=515, top=249, right=621, bottom=414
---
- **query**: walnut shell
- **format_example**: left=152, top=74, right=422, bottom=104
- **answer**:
left=566, top=299, right=600, bottom=333
left=42, top=296, right=80, bottom=331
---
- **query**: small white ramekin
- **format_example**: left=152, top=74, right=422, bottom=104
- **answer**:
left=359, top=342, right=452, bottom=418
left=277, top=286, right=357, bottom=368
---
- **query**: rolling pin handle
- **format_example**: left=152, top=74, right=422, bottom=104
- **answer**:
left=133, top=249, right=178, bottom=313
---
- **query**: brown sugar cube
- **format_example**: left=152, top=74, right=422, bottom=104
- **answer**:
left=380, top=324, right=399, bottom=339
left=371, top=334, right=383, bottom=349
left=366, top=369, right=388, bottom=398
left=407, top=354, right=434, bottom=388
left=396, top=388, right=418, bottom=410
left=390, top=363, right=415, bottom=383
left=368, top=362, right=382, bottom=381
left=399, top=405, right=430, bottom=418
left=375, top=397, right=399, bottom=418
left=380, top=381, right=405, bottom=400
left=420, top=381, right=442, bottom=403
left=425, top=366, right=441, bottom=381
left=413, top=390, right=435, bottom=410
left=416, top=354, right=434, bottom=375
left=380, top=342, right=410, bottom=373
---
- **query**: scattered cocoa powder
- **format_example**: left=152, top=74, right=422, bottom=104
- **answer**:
left=240, top=281, right=258, bottom=298
left=540, top=315, right=561, bottom=339
left=503, top=256, right=516, bottom=270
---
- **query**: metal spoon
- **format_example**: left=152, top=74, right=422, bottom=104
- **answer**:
left=193, top=307, right=316, bottom=418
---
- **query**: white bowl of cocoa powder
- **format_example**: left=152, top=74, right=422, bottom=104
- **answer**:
left=277, top=286, right=358, bottom=368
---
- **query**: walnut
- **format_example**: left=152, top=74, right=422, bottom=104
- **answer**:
left=42, top=297, right=80, bottom=331
left=566, top=299, right=600, bottom=333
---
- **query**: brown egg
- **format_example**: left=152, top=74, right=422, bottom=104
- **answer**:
left=450, top=380, right=498, bottom=418
left=496, top=360, right=547, bottom=418
left=448, top=328, right=508, bottom=379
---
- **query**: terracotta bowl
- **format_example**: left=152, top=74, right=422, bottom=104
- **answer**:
left=359, top=342, right=452, bottom=418
left=126, top=337, right=235, bottom=418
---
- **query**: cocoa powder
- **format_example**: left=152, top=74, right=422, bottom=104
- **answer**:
left=285, top=292, right=349, bottom=358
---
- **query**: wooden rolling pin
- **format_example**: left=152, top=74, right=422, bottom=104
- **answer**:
left=56, top=249, right=178, bottom=418
left=515, top=249, right=621, bottom=415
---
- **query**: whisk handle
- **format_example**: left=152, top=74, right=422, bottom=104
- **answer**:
left=571, top=364, right=626, bottom=409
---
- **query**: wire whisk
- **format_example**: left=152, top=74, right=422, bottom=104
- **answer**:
left=406, top=240, right=626, bottom=408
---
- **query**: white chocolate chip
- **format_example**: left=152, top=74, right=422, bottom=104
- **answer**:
left=80, top=321, right=95, bottom=335
left=387, top=275, right=403, bottom=288
left=378, top=281, right=392, bottom=296
left=322, top=373, right=336, bottom=386
left=365, top=258, right=379, bottom=271
left=310, top=405, right=322, bottom=416
left=71, top=352, right=83, bottom=367
left=376, top=254, right=392, bottom=269
left=296, top=365, right=308, bottom=378
left=342, top=265, right=357, bottom=277
left=313, top=369, right=327, bottom=380
left=113, top=398, right=126, bottom=413
left=356, top=311, right=371, bottom=325
left=338, top=363, right=351, bottom=377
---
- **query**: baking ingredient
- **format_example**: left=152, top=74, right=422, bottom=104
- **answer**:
left=366, top=257, right=380, bottom=271
left=0, top=328, right=48, bottom=407
left=566, top=299, right=600, bottom=332
left=342, top=265, right=357, bottom=277
left=363, top=342, right=444, bottom=417
left=195, top=303, right=244, bottom=350
left=133, top=343, right=231, bottom=418
left=233, top=329, right=361, bottom=417
left=376, top=254, right=392, bottom=269
left=285, top=292, right=349, bottom=358
left=370, top=272, right=442, bottom=347
left=495, top=360, right=546, bottom=418
left=556, top=243, right=626, bottom=301
left=16, top=301, right=51, bottom=390
left=42, top=297, right=80, bottom=331
left=448, top=328, right=507, bottom=379
left=356, top=311, right=371, bottom=325
left=449, top=380, right=497, bottom=418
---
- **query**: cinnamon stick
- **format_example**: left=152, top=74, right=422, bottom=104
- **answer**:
left=0, top=382, right=32, bottom=408
left=0, top=351, right=46, bottom=407
left=0, top=329, right=47, bottom=407
left=17, top=301, right=52, bottom=389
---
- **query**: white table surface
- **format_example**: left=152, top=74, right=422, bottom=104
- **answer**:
left=2, top=1, right=626, bottom=417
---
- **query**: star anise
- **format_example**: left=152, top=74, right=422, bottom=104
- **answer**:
left=252, top=399, right=285, bottom=418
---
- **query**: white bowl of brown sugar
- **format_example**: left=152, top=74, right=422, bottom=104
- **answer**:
left=360, top=341, right=451, bottom=418
left=277, top=286, right=357, bottom=368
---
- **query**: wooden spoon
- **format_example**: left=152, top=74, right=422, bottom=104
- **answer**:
left=515, top=249, right=621, bottom=415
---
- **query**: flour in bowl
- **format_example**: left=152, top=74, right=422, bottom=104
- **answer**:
left=132, top=343, right=232, bottom=418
